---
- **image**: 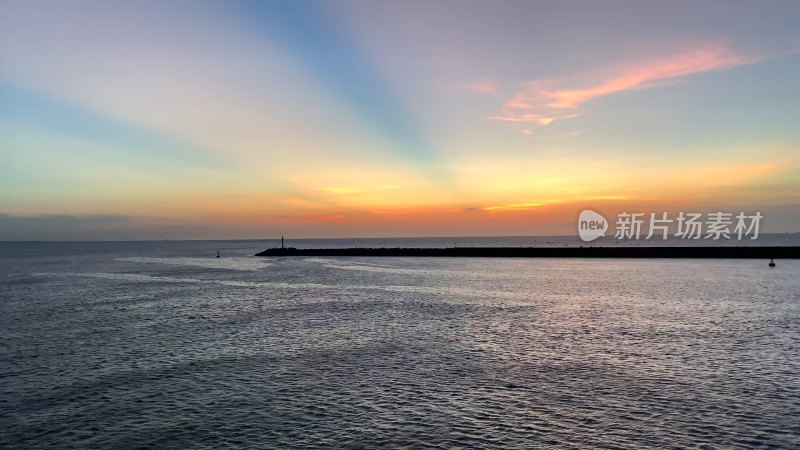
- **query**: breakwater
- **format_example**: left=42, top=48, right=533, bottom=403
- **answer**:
left=256, top=246, right=800, bottom=258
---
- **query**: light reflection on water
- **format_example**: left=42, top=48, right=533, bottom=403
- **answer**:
left=1, top=241, right=799, bottom=448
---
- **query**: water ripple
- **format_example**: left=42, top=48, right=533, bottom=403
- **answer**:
left=2, top=253, right=799, bottom=448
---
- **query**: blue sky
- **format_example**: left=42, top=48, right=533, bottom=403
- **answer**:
left=1, top=0, right=799, bottom=239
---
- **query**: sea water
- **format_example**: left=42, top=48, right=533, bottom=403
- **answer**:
left=1, top=239, right=799, bottom=448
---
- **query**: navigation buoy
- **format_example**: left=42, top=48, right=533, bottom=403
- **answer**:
left=217, top=251, right=220, bottom=258
left=769, top=258, right=775, bottom=267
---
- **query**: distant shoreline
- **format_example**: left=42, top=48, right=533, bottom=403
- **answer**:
left=256, top=246, right=800, bottom=259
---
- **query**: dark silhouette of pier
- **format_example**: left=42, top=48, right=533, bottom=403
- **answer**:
left=256, top=246, right=800, bottom=259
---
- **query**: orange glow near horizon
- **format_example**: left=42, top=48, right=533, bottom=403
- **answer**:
left=2, top=2, right=800, bottom=239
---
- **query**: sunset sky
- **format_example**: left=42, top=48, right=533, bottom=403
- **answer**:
left=2, top=0, right=799, bottom=239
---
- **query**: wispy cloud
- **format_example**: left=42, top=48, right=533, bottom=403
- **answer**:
left=553, top=130, right=582, bottom=140
left=367, top=207, right=465, bottom=215
left=483, top=195, right=631, bottom=213
left=492, top=42, right=760, bottom=125
left=275, top=212, right=347, bottom=223
left=322, top=187, right=363, bottom=194
left=488, top=112, right=581, bottom=125
left=461, top=77, right=496, bottom=94
left=483, top=202, right=550, bottom=212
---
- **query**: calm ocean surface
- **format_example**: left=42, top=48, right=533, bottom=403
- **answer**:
left=2, top=238, right=799, bottom=448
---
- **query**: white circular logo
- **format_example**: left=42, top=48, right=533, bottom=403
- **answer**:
left=578, top=209, right=608, bottom=242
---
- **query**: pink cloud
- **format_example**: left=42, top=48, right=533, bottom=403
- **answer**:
left=493, top=42, right=760, bottom=125
left=487, top=112, right=581, bottom=125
